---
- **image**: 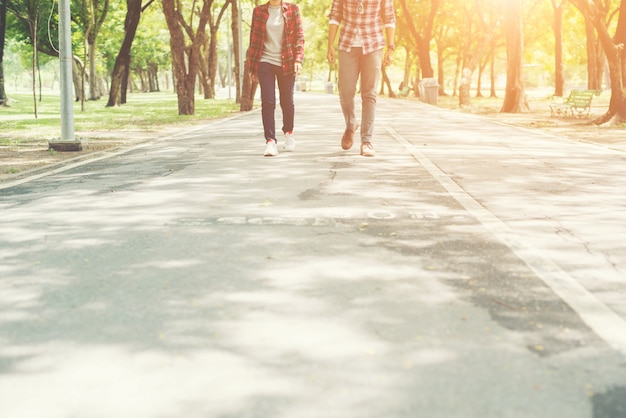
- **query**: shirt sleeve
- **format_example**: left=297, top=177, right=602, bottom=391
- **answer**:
left=383, top=0, right=396, bottom=28
left=329, top=0, right=342, bottom=25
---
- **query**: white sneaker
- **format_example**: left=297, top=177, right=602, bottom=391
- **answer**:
left=264, top=139, right=278, bottom=157
left=283, top=132, right=295, bottom=151
left=360, top=142, right=376, bottom=157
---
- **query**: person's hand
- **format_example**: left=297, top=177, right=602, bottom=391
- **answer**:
left=294, top=62, right=303, bottom=76
left=250, top=72, right=257, bottom=83
left=383, top=49, right=394, bottom=67
left=327, top=48, right=336, bottom=64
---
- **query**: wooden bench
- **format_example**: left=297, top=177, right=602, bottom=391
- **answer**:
left=549, top=89, right=601, bottom=118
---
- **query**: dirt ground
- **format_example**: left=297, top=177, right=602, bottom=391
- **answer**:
left=0, top=126, right=185, bottom=182
left=1, top=98, right=624, bottom=183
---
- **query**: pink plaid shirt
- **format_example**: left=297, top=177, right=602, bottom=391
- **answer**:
left=329, top=0, right=396, bottom=55
left=247, top=2, right=305, bottom=75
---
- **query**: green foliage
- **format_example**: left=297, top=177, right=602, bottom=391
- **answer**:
left=298, top=0, right=333, bottom=81
left=1, top=0, right=619, bottom=112
left=130, top=6, right=170, bottom=71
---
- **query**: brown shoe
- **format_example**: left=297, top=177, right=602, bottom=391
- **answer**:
left=341, top=125, right=358, bottom=150
left=360, top=142, right=376, bottom=157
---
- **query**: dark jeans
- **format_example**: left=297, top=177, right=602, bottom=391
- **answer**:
left=257, top=62, right=295, bottom=141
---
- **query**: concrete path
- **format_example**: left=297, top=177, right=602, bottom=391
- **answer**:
left=1, top=93, right=625, bottom=418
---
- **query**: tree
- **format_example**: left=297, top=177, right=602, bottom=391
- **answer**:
left=240, top=0, right=259, bottom=112
left=71, top=0, right=110, bottom=101
left=500, top=0, right=529, bottom=113
left=106, top=0, right=154, bottom=107
left=0, top=0, right=7, bottom=106
left=581, top=0, right=615, bottom=91
left=162, top=0, right=212, bottom=115
left=397, top=0, right=438, bottom=79
left=199, top=0, right=230, bottom=99
left=571, top=0, right=626, bottom=124
left=431, top=0, right=465, bottom=97
left=230, top=0, right=241, bottom=102
left=551, top=0, right=566, bottom=96
left=457, top=0, right=501, bottom=107
left=7, top=0, right=41, bottom=117
left=130, top=4, right=169, bottom=92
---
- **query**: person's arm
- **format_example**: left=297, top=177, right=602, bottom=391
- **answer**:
left=327, top=23, right=339, bottom=64
left=327, top=0, right=341, bottom=64
left=383, top=26, right=395, bottom=67
left=247, top=7, right=262, bottom=82
left=382, top=0, right=396, bottom=67
left=294, top=5, right=305, bottom=76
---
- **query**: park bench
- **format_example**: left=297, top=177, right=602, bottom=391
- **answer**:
left=398, top=85, right=412, bottom=97
left=549, top=89, right=601, bottom=118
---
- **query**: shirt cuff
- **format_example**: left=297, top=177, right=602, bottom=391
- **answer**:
left=384, top=23, right=396, bottom=28
left=329, top=20, right=340, bottom=26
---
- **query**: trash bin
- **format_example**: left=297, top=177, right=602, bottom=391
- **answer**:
left=419, top=78, right=439, bottom=105
left=296, top=76, right=308, bottom=92
left=325, top=82, right=334, bottom=94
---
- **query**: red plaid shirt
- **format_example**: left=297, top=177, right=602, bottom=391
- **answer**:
left=329, top=0, right=396, bottom=55
left=247, top=2, right=305, bottom=75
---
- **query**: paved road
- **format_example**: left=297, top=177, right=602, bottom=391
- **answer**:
left=1, top=93, right=625, bottom=418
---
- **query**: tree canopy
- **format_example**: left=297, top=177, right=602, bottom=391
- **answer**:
left=2, top=0, right=626, bottom=123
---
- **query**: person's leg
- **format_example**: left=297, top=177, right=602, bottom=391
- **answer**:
left=257, top=62, right=277, bottom=141
left=276, top=68, right=296, bottom=151
left=276, top=68, right=296, bottom=134
left=359, top=49, right=383, bottom=144
left=338, top=48, right=361, bottom=132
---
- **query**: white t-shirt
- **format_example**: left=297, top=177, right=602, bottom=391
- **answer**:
left=261, top=5, right=284, bottom=67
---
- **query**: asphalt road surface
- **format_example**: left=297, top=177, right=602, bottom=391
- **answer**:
left=1, top=93, right=625, bottom=418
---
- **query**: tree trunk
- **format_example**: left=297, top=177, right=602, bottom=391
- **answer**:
left=572, top=0, right=626, bottom=124
left=397, top=0, right=436, bottom=78
left=240, top=55, right=257, bottom=111
left=585, top=15, right=602, bottom=90
left=231, top=0, right=241, bottom=103
left=88, top=40, right=100, bottom=100
left=381, top=66, right=395, bottom=97
left=552, top=0, right=565, bottom=97
left=476, top=59, right=487, bottom=98
left=31, top=17, right=38, bottom=118
left=72, top=56, right=84, bottom=102
left=435, top=42, right=446, bottom=96
left=106, top=0, right=142, bottom=107
left=500, top=0, right=529, bottom=113
left=162, top=0, right=211, bottom=115
left=489, top=52, right=497, bottom=98
left=459, top=68, right=471, bottom=107
left=0, top=0, right=8, bottom=106
left=207, top=27, right=218, bottom=99
left=199, top=33, right=212, bottom=99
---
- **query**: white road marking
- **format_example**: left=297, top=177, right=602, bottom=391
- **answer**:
left=388, top=127, right=626, bottom=356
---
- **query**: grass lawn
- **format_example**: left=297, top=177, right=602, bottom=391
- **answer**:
left=0, top=91, right=240, bottom=144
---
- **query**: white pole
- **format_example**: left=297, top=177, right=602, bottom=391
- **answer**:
left=59, top=0, right=75, bottom=141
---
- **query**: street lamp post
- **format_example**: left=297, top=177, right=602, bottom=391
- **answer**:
left=50, top=0, right=82, bottom=151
